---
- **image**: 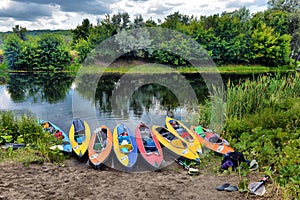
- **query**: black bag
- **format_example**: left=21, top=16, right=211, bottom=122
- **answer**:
left=221, top=152, right=246, bottom=170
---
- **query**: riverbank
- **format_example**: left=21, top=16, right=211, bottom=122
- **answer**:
left=0, top=159, right=280, bottom=200
left=0, top=62, right=295, bottom=75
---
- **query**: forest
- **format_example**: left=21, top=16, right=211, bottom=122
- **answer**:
left=0, top=0, right=299, bottom=71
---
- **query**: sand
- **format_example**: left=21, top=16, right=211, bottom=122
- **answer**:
left=0, top=158, right=279, bottom=200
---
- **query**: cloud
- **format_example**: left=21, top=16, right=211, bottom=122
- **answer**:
left=0, top=1, right=53, bottom=21
left=199, top=4, right=210, bottom=8
left=0, top=0, right=268, bottom=31
left=165, top=2, right=184, bottom=7
left=225, top=0, right=267, bottom=9
left=11, top=0, right=112, bottom=15
left=147, top=4, right=171, bottom=15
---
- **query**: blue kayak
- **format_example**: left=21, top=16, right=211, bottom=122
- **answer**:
left=39, top=119, right=72, bottom=153
left=113, top=123, right=138, bottom=169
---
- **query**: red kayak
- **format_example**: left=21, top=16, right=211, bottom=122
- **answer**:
left=135, top=122, right=163, bottom=169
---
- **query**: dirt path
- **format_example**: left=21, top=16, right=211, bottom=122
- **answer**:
left=0, top=160, right=278, bottom=200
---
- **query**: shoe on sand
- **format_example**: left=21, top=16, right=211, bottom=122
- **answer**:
left=224, top=185, right=238, bottom=192
left=216, top=183, right=230, bottom=191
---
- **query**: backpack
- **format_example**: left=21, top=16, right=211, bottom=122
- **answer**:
left=221, top=152, right=246, bottom=170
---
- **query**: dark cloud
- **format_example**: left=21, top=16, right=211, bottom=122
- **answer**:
left=226, top=0, right=267, bottom=9
left=11, top=0, right=112, bottom=15
left=0, top=1, right=53, bottom=21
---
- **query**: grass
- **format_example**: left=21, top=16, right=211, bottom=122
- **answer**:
left=193, top=72, right=300, bottom=199
left=73, top=64, right=295, bottom=75
left=0, top=147, right=45, bottom=165
left=0, top=111, right=67, bottom=165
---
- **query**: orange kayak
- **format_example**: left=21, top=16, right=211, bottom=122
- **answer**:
left=88, top=125, right=113, bottom=168
left=190, top=125, right=234, bottom=155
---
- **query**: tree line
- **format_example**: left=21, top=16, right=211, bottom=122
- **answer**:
left=2, top=0, right=300, bottom=70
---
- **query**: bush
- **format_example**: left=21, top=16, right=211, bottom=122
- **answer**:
left=198, top=73, right=300, bottom=199
left=0, top=111, right=67, bottom=164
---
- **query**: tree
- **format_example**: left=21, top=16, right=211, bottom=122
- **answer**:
left=161, top=12, right=191, bottom=30
left=16, top=37, right=39, bottom=70
left=267, top=0, right=300, bottom=12
left=251, top=23, right=291, bottom=66
left=132, top=15, right=145, bottom=28
left=12, top=25, right=27, bottom=41
left=37, top=34, right=71, bottom=70
left=268, top=0, right=300, bottom=63
left=72, top=19, right=92, bottom=44
left=3, top=34, right=23, bottom=69
left=145, top=18, right=157, bottom=27
left=74, top=39, right=92, bottom=63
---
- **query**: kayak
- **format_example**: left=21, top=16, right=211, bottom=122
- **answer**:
left=69, top=118, right=91, bottom=158
left=190, top=125, right=234, bottom=154
left=152, top=125, right=200, bottom=163
left=113, top=123, right=138, bottom=169
left=135, top=122, right=163, bottom=169
left=88, top=125, right=113, bottom=168
left=165, top=117, right=202, bottom=154
left=40, top=119, right=72, bottom=153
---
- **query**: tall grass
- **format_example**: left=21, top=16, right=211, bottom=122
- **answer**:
left=194, top=73, right=300, bottom=199
left=226, top=73, right=300, bottom=120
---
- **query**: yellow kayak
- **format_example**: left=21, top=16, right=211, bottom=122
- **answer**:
left=69, top=118, right=91, bottom=158
left=113, top=123, right=138, bottom=168
left=165, top=117, right=202, bottom=154
left=152, top=125, right=200, bottom=162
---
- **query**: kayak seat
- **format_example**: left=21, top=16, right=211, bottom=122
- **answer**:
left=144, top=139, right=157, bottom=151
left=94, top=143, right=102, bottom=151
left=118, top=136, right=131, bottom=146
left=208, top=136, right=222, bottom=144
left=120, top=144, right=132, bottom=153
left=76, top=136, right=85, bottom=144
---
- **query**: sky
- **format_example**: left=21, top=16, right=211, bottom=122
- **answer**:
left=0, top=0, right=268, bottom=32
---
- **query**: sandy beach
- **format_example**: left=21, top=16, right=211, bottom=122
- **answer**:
left=0, top=158, right=279, bottom=200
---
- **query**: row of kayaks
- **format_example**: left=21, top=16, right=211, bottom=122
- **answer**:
left=40, top=117, right=234, bottom=170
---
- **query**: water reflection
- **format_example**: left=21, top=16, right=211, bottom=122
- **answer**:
left=7, top=73, right=73, bottom=103
left=1, top=71, right=267, bottom=132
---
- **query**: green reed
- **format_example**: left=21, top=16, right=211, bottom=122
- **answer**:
left=226, top=73, right=300, bottom=120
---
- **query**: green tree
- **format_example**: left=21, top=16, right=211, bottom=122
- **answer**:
left=72, top=19, right=92, bottom=44
left=145, top=18, right=157, bottom=27
left=132, top=15, right=145, bottom=28
left=3, top=34, right=23, bottom=69
left=74, top=39, right=92, bottom=63
left=111, top=12, right=131, bottom=32
left=161, top=12, right=191, bottom=30
left=37, top=34, right=71, bottom=70
left=268, top=0, right=300, bottom=63
left=12, top=25, right=27, bottom=41
left=16, top=37, right=39, bottom=71
left=251, top=23, right=291, bottom=66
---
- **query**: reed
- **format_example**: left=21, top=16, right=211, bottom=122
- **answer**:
left=226, top=73, right=300, bottom=120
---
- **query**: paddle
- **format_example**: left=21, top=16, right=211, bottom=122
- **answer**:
left=249, top=175, right=269, bottom=195
left=249, top=164, right=274, bottom=195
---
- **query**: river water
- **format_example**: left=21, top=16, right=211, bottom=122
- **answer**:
left=0, top=72, right=261, bottom=133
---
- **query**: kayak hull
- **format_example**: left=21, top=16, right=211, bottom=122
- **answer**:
left=88, top=125, right=113, bottom=167
left=135, top=122, right=163, bottom=169
left=165, top=117, right=202, bottom=154
left=69, top=119, right=91, bottom=158
left=152, top=125, right=200, bottom=162
left=40, top=119, right=72, bottom=153
left=190, top=125, right=234, bottom=155
left=113, top=123, right=138, bottom=169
